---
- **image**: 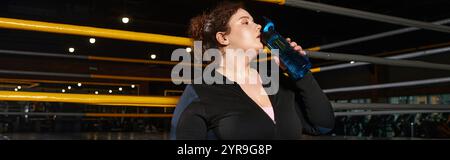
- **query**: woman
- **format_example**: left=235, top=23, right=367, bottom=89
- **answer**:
left=170, top=2, right=335, bottom=140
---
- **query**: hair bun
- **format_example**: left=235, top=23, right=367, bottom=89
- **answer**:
left=187, top=1, right=243, bottom=50
left=188, top=13, right=209, bottom=41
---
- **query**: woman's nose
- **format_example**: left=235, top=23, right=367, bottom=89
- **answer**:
left=256, top=24, right=262, bottom=31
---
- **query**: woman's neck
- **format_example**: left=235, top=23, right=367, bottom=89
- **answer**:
left=216, top=49, right=259, bottom=84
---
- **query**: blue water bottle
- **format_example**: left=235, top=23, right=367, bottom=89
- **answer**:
left=261, top=17, right=312, bottom=80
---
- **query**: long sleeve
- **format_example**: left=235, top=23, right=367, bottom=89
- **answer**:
left=293, top=71, right=335, bottom=135
left=173, top=102, right=208, bottom=140
left=170, top=85, right=208, bottom=140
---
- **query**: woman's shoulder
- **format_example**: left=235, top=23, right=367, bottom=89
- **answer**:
left=175, top=84, right=238, bottom=117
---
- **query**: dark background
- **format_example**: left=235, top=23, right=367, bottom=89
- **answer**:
left=0, top=0, right=449, bottom=100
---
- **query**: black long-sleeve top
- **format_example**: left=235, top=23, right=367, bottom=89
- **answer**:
left=170, top=70, right=335, bottom=140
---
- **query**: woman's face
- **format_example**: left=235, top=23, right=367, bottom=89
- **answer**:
left=225, top=9, right=263, bottom=52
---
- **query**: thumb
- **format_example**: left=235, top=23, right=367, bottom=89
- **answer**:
left=272, top=55, right=286, bottom=70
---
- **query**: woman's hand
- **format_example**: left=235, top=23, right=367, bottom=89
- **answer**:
left=273, top=38, right=306, bottom=70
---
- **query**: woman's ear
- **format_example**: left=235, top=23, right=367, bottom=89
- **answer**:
left=216, top=32, right=230, bottom=46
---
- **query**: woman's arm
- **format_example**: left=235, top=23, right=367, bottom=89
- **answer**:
left=173, top=103, right=208, bottom=139
left=170, top=85, right=208, bottom=140
left=294, top=71, right=335, bottom=135
left=275, top=38, right=335, bottom=135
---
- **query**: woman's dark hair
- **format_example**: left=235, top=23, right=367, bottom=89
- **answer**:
left=188, top=1, right=244, bottom=51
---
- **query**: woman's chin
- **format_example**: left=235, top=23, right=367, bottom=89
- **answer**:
left=245, top=47, right=263, bottom=53
left=256, top=44, right=264, bottom=51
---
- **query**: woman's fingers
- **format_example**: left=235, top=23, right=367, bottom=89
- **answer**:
left=286, top=38, right=306, bottom=56
left=290, top=41, right=297, bottom=47
left=300, top=51, right=306, bottom=56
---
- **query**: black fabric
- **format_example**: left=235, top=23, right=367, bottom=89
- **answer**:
left=170, top=71, right=335, bottom=140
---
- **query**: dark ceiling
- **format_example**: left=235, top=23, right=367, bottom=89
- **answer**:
left=1, top=0, right=449, bottom=59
